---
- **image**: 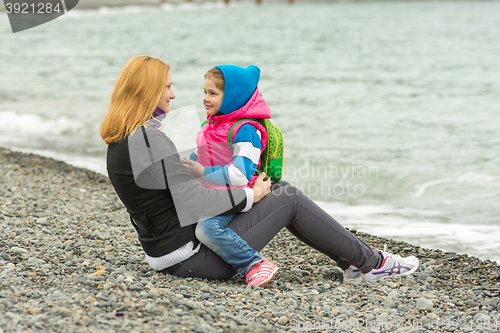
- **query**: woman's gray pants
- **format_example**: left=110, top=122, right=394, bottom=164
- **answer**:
left=162, top=181, right=379, bottom=280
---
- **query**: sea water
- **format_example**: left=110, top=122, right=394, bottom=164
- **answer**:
left=0, top=1, right=499, bottom=262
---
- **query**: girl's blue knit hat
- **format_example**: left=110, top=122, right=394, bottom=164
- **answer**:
left=213, top=64, right=260, bottom=115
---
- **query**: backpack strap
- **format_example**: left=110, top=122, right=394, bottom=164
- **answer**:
left=227, top=119, right=256, bottom=151
left=228, top=118, right=262, bottom=176
left=200, top=120, right=208, bottom=128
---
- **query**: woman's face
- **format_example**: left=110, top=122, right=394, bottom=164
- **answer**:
left=203, top=78, right=224, bottom=117
left=156, top=72, right=175, bottom=113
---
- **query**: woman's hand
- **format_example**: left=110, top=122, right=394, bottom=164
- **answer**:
left=182, top=158, right=205, bottom=178
left=252, top=172, right=272, bottom=203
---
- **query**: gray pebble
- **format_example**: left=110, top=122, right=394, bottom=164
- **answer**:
left=385, top=300, right=398, bottom=309
left=128, top=284, right=142, bottom=291
left=480, top=299, right=490, bottom=306
left=36, top=217, right=49, bottom=226
left=466, top=300, right=476, bottom=306
left=103, top=282, right=114, bottom=290
left=148, top=288, right=159, bottom=298
left=27, top=257, right=41, bottom=265
left=416, top=297, right=434, bottom=309
left=473, top=313, right=491, bottom=322
left=399, top=305, right=409, bottom=312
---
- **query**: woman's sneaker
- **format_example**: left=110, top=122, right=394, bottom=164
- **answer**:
left=246, top=259, right=278, bottom=288
left=362, top=250, right=419, bottom=282
left=344, top=251, right=419, bottom=283
left=343, top=265, right=363, bottom=283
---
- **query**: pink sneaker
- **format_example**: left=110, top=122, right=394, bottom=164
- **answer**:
left=246, top=259, right=278, bottom=288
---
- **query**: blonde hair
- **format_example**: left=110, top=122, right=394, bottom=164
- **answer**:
left=100, top=55, right=170, bottom=145
left=204, top=68, right=225, bottom=92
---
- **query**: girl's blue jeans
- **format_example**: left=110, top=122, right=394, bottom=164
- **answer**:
left=195, top=214, right=263, bottom=275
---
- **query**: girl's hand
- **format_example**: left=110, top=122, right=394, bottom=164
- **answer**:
left=252, top=172, right=272, bottom=203
left=182, top=158, right=204, bottom=178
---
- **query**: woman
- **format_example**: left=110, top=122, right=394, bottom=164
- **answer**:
left=100, top=55, right=418, bottom=283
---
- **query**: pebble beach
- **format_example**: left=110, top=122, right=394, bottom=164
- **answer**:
left=1, top=147, right=499, bottom=333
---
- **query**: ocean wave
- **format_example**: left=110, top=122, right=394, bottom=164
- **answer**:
left=414, top=178, right=455, bottom=198
left=0, top=111, right=84, bottom=136
left=64, top=5, right=157, bottom=17
left=98, top=5, right=157, bottom=15
left=161, top=2, right=227, bottom=11
left=64, top=1, right=229, bottom=17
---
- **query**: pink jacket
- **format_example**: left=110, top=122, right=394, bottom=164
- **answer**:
left=196, top=88, right=270, bottom=189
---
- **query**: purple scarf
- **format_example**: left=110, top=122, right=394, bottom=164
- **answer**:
left=146, top=106, right=167, bottom=129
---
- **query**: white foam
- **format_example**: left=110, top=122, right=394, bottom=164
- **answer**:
left=161, top=1, right=226, bottom=12
left=0, top=111, right=83, bottom=136
left=63, top=8, right=101, bottom=17
left=64, top=1, right=229, bottom=17
left=97, top=5, right=157, bottom=15
left=456, top=171, right=497, bottom=184
left=414, top=178, right=454, bottom=198
left=414, top=172, right=499, bottom=198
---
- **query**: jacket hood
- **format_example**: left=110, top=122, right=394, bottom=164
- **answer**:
left=207, top=87, right=271, bottom=125
left=214, top=64, right=260, bottom=115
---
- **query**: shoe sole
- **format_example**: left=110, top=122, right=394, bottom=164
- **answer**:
left=343, top=276, right=362, bottom=284
left=343, top=271, right=362, bottom=284
left=250, top=266, right=279, bottom=288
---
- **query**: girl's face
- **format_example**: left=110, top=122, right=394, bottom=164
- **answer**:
left=156, top=72, right=175, bottom=113
left=203, top=78, right=224, bottom=116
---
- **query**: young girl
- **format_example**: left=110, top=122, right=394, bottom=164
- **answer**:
left=183, top=65, right=278, bottom=288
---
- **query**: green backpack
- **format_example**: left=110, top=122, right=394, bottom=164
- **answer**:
left=228, top=118, right=284, bottom=181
